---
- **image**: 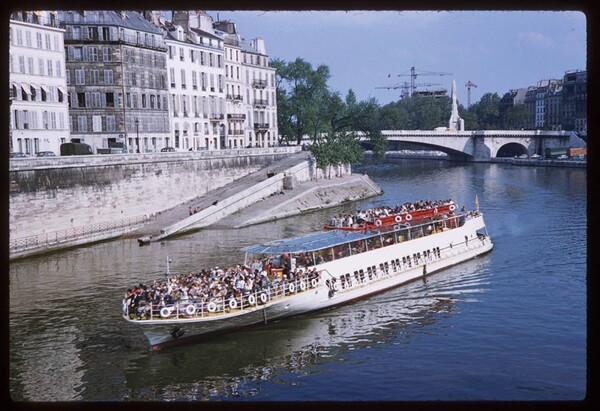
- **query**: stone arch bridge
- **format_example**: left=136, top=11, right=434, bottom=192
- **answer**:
left=364, top=130, right=585, bottom=162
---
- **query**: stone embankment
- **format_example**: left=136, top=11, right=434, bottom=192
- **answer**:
left=136, top=157, right=382, bottom=243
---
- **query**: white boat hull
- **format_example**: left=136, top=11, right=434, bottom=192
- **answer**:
left=126, top=215, right=493, bottom=350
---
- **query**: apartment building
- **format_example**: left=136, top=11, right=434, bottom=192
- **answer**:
left=241, top=37, right=278, bottom=148
left=158, top=11, right=227, bottom=150
left=214, top=19, right=247, bottom=149
left=562, top=70, right=587, bottom=135
left=9, top=11, right=70, bottom=155
left=58, top=10, right=170, bottom=153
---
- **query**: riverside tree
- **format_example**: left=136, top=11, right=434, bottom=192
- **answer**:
left=273, top=58, right=387, bottom=173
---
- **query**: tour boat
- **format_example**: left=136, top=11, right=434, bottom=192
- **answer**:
left=322, top=201, right=457, bottom=231
left=123, top=206, right=492, bottom=350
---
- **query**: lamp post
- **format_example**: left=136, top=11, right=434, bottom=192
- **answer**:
left=135, top=118, right=140, bottom=153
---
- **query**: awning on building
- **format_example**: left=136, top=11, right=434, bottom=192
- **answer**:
left=21, top=83, right=31, bottom=96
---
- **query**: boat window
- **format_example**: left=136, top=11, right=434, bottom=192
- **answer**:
left=397, top=231, right=405, bottom=242
left=383, top=233, right=395, bottom=246
left=411, top=226, right=425, bottom=239
left=359, top=269, right=365, bottom=281
left=384, top=262, right=389, bottom=274
left=340, top=273, right=348, bottom=289
left=406, top=256, right=412, bottom=268
left=366, top=235, right=382, bottom=250
left=294, top=252, right=313, bottom=267
left=350, top=240, right=366, bottom=254
left=332, top=243, right=351, bottom=260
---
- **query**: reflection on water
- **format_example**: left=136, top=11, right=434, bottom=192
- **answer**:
left=121, top=256, right=491, bottom=400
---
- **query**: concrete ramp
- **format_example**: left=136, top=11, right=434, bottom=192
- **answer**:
left=137, top=160, right=383, bottom=243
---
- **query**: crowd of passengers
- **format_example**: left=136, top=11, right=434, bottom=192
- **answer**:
left=328, top=199, right=455, bottom=228
left=123, top=255, right=320, bottom=320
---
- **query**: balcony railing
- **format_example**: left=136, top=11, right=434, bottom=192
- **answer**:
left=227, top=113, right=246, bottom=121
left=254, top=123, right=269, bottom=130
left=226, top=94, right=243, bottom=102
left=253, top=99, right=268, bottom=107
left=252, top=80, right=268, bottom=88
left=209, top=113, right=224, bottom=121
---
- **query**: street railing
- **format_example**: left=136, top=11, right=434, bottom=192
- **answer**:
left=10, top=214, right=149, bottom=252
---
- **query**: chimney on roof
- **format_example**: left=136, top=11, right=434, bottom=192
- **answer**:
left=172, top=10, right=189, bottom=33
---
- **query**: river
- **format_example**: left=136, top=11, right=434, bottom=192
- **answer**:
left=9, top=159, right=587, bottom=401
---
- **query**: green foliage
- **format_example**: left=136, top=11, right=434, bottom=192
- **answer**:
left=502, top=104, right=529, bottom=130
left=274, top=59, right=387, bottom=167
left=469, top=92, right=501, bottom=129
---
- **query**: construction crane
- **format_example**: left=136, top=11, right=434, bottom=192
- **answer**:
left=396, top=66, right=453, bottom=97
left=465, top=81, right=478, bottom=107
left=375, top=81, right=441, bottom=99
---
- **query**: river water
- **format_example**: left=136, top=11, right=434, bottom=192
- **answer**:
left=9, top=159, right=587, bottom=402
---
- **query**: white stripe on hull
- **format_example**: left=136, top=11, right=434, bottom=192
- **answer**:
left=129, top=215, right=492, bottom=349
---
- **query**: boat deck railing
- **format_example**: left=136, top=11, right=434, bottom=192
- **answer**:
left=123, top=275, right=321, bottom=322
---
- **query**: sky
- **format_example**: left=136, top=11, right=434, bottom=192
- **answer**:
left=206, top=10, right=587, bottom=106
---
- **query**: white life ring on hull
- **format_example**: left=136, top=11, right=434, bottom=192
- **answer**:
left=405, top=213, right=413, bottom=221
left=229, top=299, right=238, bottom=309
left=248, top=294, right=257, bottom=305
left=311, top=278, right=318, bottom=288
left=300, top=281, right=307, bottom=291
left=160, top=307, right=172, bottom=318
left=207, top=302, right=217, bottom=312
left=185, top=304, right=197, bottom=315
left=375, top=219, right=382, bottom=227
left=449, top=204, right=456, bottom=212
left=288, top=283, right=296, bottom=293
left=260, top=293, right=268, bottom=304
left=395, top=215, right=402, bottom=223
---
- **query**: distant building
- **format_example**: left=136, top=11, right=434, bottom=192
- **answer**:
left=9, top=11, right=70, bottom=155
left=500, top=70, right=586, bottom=135
left=561, top=70, right=586, bottom=135
left=545, top=80, right=563, bottom=131
left=535, top=79, right=561, bottom=129
left=58, top=10, right=170, bottom=153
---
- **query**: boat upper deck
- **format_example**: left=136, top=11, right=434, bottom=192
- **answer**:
left=243, top=212, right=471, bottom=255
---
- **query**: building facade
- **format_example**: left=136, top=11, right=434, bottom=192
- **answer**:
left=159, top=11, right=227, bottom=150
left=500, top=69, right=586, bottom=135
left=9, top=11, right=70, bottom=155
left=214, top=20, right=247, bottom=149
left=241, top=37, right=278, bottom=147
left=561, top=70, right=587, bottom=135
left=58, top=10, right=170, bottom=153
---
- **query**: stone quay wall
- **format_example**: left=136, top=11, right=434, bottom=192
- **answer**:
left=9, top=147, right=300, bottom=258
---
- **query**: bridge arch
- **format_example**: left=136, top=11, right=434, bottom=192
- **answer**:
left=495, top=142, right=528, bottom=158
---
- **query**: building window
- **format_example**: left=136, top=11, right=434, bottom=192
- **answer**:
left=75, top=69, right=85, bottom=85
left=102, top=47, right=112, bottom=62
left=104, top=69, right=113, bottom=85
left=78, top=116, right=87, bottom=132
